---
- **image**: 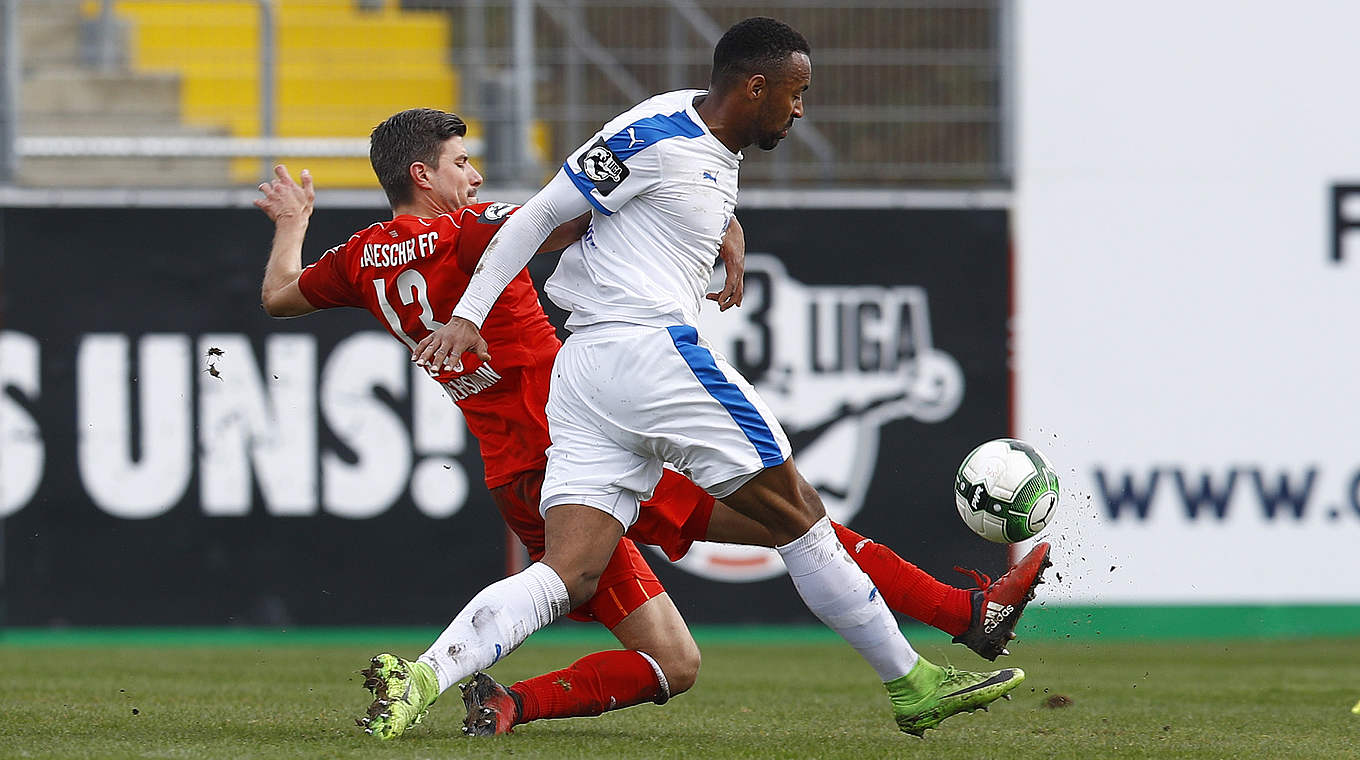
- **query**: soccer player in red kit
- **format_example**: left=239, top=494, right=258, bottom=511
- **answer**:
left=255, top=107, right=1050, bottom=739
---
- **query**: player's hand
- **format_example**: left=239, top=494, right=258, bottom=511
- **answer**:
left=706, top=218, right=746, bottom=311
left=414, top=317, right=491, bottom=372
left=254, top=164, right=314, bottom=224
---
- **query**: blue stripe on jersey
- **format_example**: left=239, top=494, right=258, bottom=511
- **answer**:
left=604, top=110, right=705, bottom=161
left=563, top=164, right=614, bottom=215
left=666, top=325, right=785, bottom=468
left=564, top=109, right=706, bottom=214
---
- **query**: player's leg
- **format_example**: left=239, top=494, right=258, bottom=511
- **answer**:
left=509, top=593, right=697, bottom=724
left=833, top=522, right=1052, bottom=661
left=457, top=330, right=686, bottom=735
left=429, top=470, right=692, bottom=736
left=701, top=476, right=1051, bottom=660
left=533, top=534, right=701, bottom=702
left=407, top=351, right=657, bottom=714
left=719, top=460, right=924, bottom=677
left=538, top=503, right=629, bottom=605
left=720, top=462, right=1025, bottom=735
left=602, top=591, right=700, bottom=696
left=648, top=327, right=1024, bottom=733
left=359, top=469, right=544, bottom=739
left=635, top=326, right=917, bottom=678
left=464, top=482, right=700, bottom=735
left=627, top=438, right=964, bottom=641
left=360, top=502, right=619, bottom=740
left=462, top=471, right=705, bottom=733
left=421, top=503, right=620, bottom=681
left=504, top=532, right=701, bottom=727
left=703, top=500, right=971, bottom=631
left=463, top=588, right=699, bottom=735
left=511, top=471, right=701, bottom=699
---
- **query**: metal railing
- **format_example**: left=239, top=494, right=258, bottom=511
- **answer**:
left=2, top=0, right=1009, bottom=189
left=1, top=0, right=17, bottom=184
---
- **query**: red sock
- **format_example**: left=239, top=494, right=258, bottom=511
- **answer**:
left=512, top=650, right=662, bottom=724
left=832, top=521, right=973, bottom=636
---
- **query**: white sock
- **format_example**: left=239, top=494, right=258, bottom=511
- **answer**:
left=417, top=562, right=570, bottom=693
left=777, top=517, right=918, bottom=682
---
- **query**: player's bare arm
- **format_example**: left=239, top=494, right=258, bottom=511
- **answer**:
left=539, top=211, right=592, bottom=254
left=255, top=164, right=319, bottom=317
left=706, top=215, right=745, bottom=311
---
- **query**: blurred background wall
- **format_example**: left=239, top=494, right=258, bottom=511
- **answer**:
left=1015, top=1, right=1360, bottom=605
left=2, top=1, right=1355, bottom=628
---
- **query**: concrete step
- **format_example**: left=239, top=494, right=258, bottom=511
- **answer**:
left=16, top=156, right=234, bottom=187
left=18, top=12, right=86, bottom=70
left=21, top=68, right=181, bottom=117
left=19, top=115, right=227, bottom=138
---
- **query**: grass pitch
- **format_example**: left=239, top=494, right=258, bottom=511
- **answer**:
left=1, top=628, right=1355, bottom=759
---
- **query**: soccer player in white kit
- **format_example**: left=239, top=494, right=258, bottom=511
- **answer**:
left=388, top=17, right=1025, bottom=737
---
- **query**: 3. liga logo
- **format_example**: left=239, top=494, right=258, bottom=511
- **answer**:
left=659, top=255, right=965, bottom=582
left=577, top=138, right=629, bottom=195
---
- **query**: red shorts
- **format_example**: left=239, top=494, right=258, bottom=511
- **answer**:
left=490, top=469, right=716, bottom=628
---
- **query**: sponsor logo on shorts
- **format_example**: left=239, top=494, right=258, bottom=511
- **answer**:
left=440, top=363, right=504, bottom=401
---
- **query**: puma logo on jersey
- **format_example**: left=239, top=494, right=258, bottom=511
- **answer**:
left=981, top=601, right=1014, bottom=634
left=626, top=127, right=644, bottom=149
left=702, top=170, right=719, bottom=183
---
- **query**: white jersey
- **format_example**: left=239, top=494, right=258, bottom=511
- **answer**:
left=546, top=89, right=742, bottom=330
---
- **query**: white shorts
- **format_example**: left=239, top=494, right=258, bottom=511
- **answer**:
left=539, top=322, right=792, bottom=527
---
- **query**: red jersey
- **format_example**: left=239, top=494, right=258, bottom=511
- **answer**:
left=298, top=202, right=560, bottom=488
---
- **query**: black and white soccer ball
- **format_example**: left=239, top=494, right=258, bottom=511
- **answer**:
left=954, top=438, right=1059, bottom=543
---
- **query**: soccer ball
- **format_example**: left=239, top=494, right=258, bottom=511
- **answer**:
left=954, top=438, right=1059, bottom=543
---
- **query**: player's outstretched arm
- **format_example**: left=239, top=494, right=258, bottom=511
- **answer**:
left=706, top=215, right=746, bottom=311
left=255, top=164, right=319, bottom=317
left=416, top=170, right=591, bottom=370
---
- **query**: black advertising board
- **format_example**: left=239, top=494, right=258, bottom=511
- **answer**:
left=0, top=204, right=1008, bottom=626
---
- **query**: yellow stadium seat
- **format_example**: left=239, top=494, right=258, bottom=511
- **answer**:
left=97, top=0, right=460, bottom=187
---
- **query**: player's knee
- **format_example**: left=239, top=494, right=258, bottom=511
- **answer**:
left=658, top=640, right=702, bottom=695
left=767, top=512, right=816, bottom=544
left=778, top=474, right=828, bottom=534
left=796, top=475, right=823, bottom=514
left=761, top=494, right=824, bottom=543
left=563, top=567, right=603, bottom=607
left=543, top=557, right=604, bottom=607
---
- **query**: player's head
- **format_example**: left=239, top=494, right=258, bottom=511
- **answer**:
left=709, top=17, right=811, bottom=151
left=370, top=108, right=483, bottom=212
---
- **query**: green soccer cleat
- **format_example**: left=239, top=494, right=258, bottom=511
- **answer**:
left=356, top=653, right=439, bottom=740
left=886, top=656, right=1024, bottom=737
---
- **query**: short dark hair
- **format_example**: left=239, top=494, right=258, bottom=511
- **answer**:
left=710, top=17, right=811, bottom=90
left=369, top=108, right=468, bottom=207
